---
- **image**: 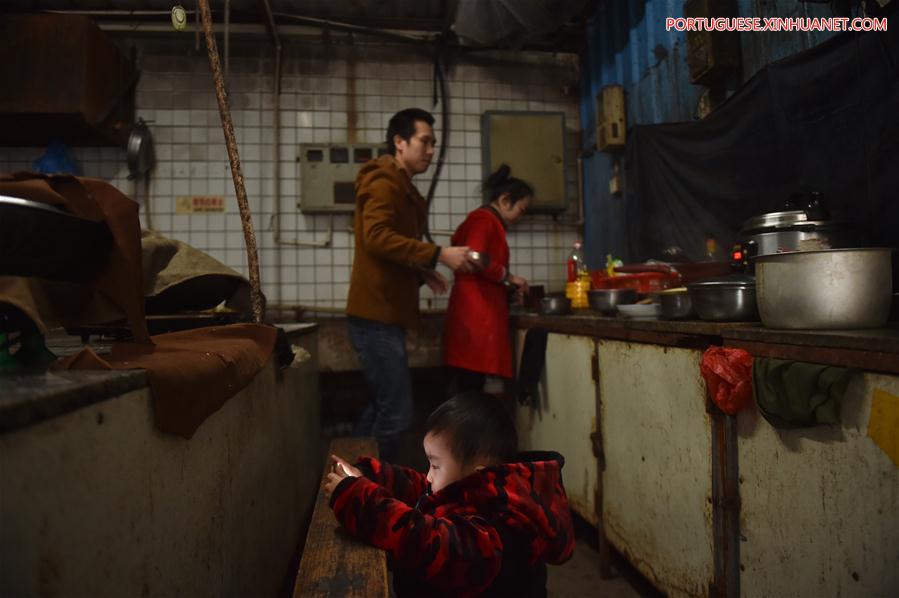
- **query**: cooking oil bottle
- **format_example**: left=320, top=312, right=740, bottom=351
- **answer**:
left=565, top=240, right=590, bottom=309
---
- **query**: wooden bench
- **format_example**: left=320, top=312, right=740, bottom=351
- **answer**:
left=293, top=437, right=389, bottom=597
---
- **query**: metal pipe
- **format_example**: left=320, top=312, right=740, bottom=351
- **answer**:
left=575, top=153, right=586, bottom=227
left=271, top=213, right=334, bottom=248
left=272, top=12, right=431, bottom=44
left=197, top=0, right=264, bottom=323
left=44, top=9, right=194, bottom=16
left=224, top=0, right=230, bottom=77
left=259, top=0, right=283, bottom=301
left=260, top=0, right=332, bottom=250
left=270, top=303, right=447, bottom=315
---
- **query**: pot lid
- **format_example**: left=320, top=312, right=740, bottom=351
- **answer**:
left=126, top=118, right=156, bottom=180
left=740, top=210, right=837, bottom=233
left=687, top=273, right=756, bottom=289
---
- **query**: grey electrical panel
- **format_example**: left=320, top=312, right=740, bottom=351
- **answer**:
left=481, top=111, right=567, bottom=212
left=298, top=143, right=388, bottom=213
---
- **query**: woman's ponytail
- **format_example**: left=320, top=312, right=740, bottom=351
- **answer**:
left=482, top=164, right=533, bottom=206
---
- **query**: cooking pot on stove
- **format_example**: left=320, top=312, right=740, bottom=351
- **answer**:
left=741, top=192, right=856, bottom=258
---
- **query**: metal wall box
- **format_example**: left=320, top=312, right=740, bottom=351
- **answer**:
left=596, top=85, right=626, bottom=152
left=298, top=143, right=387, bottom=213
left=684, top=0, right=741, bottom=86
left=481, top=111, right=567, bottom=212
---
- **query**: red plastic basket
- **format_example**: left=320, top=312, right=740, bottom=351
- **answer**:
left=590, top=270, right=680, bottom=294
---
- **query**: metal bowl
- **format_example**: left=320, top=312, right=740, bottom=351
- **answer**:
left=467, top=250, right=491, bottom=269
left=0, top=194, right=112, bottom=282
left=587, top=288, right=637, bottom=315
left=538, top=294, right=572, bottom=316
left=659, top=290, right=696, bottom=320
left=687, top=275, right=759, bottom=322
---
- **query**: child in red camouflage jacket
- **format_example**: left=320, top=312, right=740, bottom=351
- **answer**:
left=323, top=391, right=575, bottom=597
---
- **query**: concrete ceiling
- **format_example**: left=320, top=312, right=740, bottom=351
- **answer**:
left=4, top=1, right=455, bottom=32
left=3, top=0, right=594, bottom=52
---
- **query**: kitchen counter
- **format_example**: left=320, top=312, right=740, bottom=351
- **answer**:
left=0, top=369, right=147, bottom=434
left=512, top=317, right=899, bottom=597
left=1, top=321, right=322, bottom=597
left=0, top=322, right=319, bottom=434
left=513, top=311, right=899, bottom=374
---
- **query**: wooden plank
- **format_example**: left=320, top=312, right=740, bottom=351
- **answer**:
left=722, top=325, right=899, bottom=354
left=515, top=313, right=722, bottom=349
left=293, top=437, right=388, bottom=598
left=724, top=339, right=899, bottom=376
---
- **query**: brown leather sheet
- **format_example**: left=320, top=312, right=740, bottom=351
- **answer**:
left=0, top=173, right=150, bottom=342
left=54, top=323, right=278, bottom=438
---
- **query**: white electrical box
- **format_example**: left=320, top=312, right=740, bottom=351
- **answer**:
left=298, top=143, right=388, bottom=213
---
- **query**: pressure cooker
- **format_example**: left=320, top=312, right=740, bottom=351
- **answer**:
left=740, top=192, right=856, bottom=258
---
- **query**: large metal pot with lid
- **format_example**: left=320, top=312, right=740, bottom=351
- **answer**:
left=741, top=193, right=856, bottom=258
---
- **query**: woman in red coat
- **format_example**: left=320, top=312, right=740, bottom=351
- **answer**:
left=443, top=165, right=533, bottom=392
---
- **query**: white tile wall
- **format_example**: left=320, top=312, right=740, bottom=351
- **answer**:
left=0, top=40, right=582, bottom=314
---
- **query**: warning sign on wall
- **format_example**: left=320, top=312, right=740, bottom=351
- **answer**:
left=176, top=196, right=226, bottom=214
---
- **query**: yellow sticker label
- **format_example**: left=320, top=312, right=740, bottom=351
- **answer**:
left=867, top=388, right=899, bottom=467
left=176, top=196, right=226, bottom=214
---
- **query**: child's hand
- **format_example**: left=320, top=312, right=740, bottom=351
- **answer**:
left=331, top=454, right=362, bottom=478
left=322, top=454, right=361, bottom=499
left=323, top=471, right=346, bottom=499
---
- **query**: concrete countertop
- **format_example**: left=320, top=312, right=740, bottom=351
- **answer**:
left=0, top=369, right=148, bottom=434
left=280, top=322, right=319, bottom=337
left=513, top=310, right=899, bottom=374
left=0, top=322, right=320, bottom=434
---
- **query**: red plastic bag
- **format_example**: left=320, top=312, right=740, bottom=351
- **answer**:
left=700, top=347, right=753, bottom=415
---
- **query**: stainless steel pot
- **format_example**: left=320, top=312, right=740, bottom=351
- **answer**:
left=755, top=248, right=893, bottom=329
left=538, top=294, right=572, bottom=316
left=687, top=274, right=759, bottom=322
left=587, top=288, right=637, bottom=315
left=741, top=209, right=855, bottom=258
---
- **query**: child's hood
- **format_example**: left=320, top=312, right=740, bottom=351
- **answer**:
left=424, top=450, right=575, bottom=565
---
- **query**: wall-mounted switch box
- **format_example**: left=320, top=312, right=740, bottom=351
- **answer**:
left=298, top=143, right=387, bottom=213
left=596, top=85, right=626, bottom=152
left=481, top=111, right=567, bottom=212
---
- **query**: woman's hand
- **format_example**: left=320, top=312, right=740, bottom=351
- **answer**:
left=323, top=454, right=361, bottom=498
left=508, top=274, right=529, bottom=292
left=508, top=274, right=529, bottom=304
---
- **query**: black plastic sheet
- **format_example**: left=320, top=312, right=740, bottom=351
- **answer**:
left=624, top=27, right=899, bottom=288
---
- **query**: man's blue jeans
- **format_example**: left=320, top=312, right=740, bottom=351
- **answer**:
left=347, top=316, right=413, bottom=462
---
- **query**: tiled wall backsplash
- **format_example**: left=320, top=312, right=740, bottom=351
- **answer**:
left=0, top=40, right=582, bottom=314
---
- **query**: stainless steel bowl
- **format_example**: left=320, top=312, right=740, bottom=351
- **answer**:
left=587, top=288, right=637, bottom=315
left=659, top=291, right=696, bottom=320
left=754, top=248, right=893, bottom=329
left=687, top=275, right=759, bottom=322
left=467, top=250, right=491, bottom=269
left=538, top=294, right=572, bottom=316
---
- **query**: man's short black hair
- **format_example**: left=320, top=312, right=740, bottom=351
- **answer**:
left=386, top=108, right=435, bottom=155
left=424, top=391, right=518, bottom=467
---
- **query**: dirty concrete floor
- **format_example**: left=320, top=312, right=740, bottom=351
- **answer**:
left=548, top=535, right=661, bottom=598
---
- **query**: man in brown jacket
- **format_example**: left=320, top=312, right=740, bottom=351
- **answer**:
left=346, top=108, right=473, bottom=461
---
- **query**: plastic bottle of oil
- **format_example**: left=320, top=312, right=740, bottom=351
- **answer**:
left=565, top=241, right=590, bottom=308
